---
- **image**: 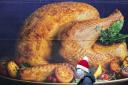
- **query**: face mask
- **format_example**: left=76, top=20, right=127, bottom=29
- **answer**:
left=76, top=69, right=85, bottom=79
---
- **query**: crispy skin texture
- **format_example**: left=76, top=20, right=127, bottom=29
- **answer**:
left=60, top=10, right=124, bottom=66
left=16, top=2, right=99, bottom=66
left=20, top=63, right=72, bottom=82
left=92, top=42, right=128, bottom=62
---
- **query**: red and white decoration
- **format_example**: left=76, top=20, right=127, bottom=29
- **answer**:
left=76, top=56, right=90, bottom=73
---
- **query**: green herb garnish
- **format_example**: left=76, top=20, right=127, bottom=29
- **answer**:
left=97, top=20, right=128, bottom=45
left=20, top=63, right=30, bottom=68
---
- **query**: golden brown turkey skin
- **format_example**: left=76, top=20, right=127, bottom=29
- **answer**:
left=89, top=42, right=128, bottom=67
left=20, top=64, right=57, bottom=82
left=60, top=10, right=124, bottom=66
left=20, top=63, right=72, bottom=82
left=92, top=42, right=128, bottom=61
left=16, top=2, right=100, bottom=66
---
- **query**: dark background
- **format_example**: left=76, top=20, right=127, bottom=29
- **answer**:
left=0, top=0, right=128, bottom=85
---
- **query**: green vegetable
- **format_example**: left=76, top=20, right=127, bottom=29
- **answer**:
left=97, top=20, right=128, bottom=45
left=20, top=63, right=30, bottom=68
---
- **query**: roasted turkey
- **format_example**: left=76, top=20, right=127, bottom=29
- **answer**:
left=14, top=2, right=128, bottom=82
left=15, top=2, right=100, bottom=66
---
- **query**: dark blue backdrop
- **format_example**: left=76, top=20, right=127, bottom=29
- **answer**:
left=0, top=0, right=128, bottom=59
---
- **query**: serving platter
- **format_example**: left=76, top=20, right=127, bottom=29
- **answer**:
left=0, top=75, right=128, bottom=85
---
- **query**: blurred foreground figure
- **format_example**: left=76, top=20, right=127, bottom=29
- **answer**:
left=75, top=56, right=95, bottom=85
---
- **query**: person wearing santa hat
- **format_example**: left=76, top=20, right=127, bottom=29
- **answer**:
left=75, top=56, right=95, bottom=85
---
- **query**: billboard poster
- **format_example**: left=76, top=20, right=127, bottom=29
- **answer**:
left=0, top=0, right=128, bottom=85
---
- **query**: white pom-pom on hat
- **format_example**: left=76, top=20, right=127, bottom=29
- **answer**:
left=83, top=56, right=89, bottom=61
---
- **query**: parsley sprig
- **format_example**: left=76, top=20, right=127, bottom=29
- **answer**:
left=97, top=20, right=128, bottom=45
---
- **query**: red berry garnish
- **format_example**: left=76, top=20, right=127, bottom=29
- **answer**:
left=100, top=73, right=110, bottom=80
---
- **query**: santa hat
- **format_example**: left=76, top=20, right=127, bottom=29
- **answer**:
left=76, top=56, right=90, bottom=73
